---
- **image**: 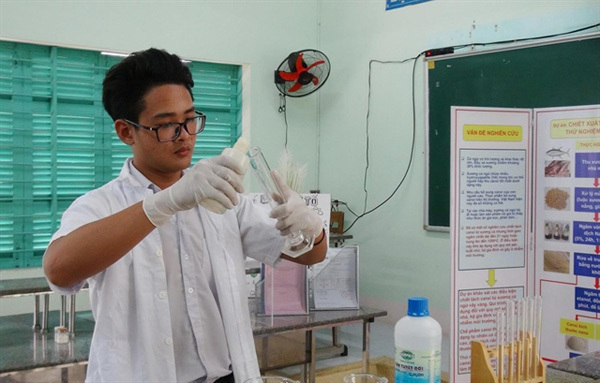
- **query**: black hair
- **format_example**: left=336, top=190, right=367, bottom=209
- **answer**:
left=102, top=48, right=194, bottom=122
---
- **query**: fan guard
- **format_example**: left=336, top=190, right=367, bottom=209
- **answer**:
left=274, top=49, right=330, bottom=98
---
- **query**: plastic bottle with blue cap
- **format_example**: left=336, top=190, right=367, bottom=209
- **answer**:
left=394, top=297, right=442, bottom=383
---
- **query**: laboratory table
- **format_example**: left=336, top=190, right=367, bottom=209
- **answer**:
left=0, top=277, right=54, bottom=296
left=0, top=307, right=387, bottom=383
left=0, top=311, right=95, bottom=376
left=252, top=307, right=387, bottom=383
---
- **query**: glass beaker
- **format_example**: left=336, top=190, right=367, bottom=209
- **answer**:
left=248, top=146, right=315, bottom=258
left=343, top=373, right=388, bottom=383
left=244, top=377, right=299, bottom=383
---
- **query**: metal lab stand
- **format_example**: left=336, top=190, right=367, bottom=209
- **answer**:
left=0, top=277, right=86, bottom=334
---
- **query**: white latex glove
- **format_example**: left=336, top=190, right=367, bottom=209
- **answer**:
left=143, top=155, right=246, bottom=227
left=269, top=170, right=323, bottom=239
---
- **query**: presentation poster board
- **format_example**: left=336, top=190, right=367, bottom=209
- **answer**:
left=450, top=107, right=531, bottom=383
left=533, top=105, right=600, bottom=362
left=450, top=105, right=600, bottom=381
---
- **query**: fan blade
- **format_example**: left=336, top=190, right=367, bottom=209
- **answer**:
left=288, top=81, right=303, bottom=93
left=295, top=53, right=306, bottom=71
left=306, top=60, right=325, bottom=71
left=312, top=76, right=319, bottom=86
left=278, top=70, right=299, bottom=81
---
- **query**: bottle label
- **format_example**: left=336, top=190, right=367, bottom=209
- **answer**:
left=395, top=347, right=441, bottom=383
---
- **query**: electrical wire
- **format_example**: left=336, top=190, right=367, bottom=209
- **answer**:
left=279, top=93, right=289, bottom=149
left=361, top=57, right=420, bottom=213
left=343, top=54, right=421, bottom=234
left=332, top=200, right=360, bottom=218
left=341, top=22, right=600, bottom=234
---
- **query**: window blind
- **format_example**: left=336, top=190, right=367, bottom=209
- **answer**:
left=0, top=41, right=242, bottom=269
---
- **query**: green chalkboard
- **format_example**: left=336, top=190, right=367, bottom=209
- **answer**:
left=426, top=35, right=600, bottom=230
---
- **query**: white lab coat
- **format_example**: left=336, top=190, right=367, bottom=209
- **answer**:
left=46, top=158, right=285, bottom=383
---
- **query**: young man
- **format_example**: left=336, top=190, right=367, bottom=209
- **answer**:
left=43, top=48, right=326, bottom=383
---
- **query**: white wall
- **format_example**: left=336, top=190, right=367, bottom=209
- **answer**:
left=0, top=0, right=322, bottom=176
left=317, top=0, right=600, bottom=332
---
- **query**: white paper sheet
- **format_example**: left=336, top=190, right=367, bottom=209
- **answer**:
left=309, top=246, right=359, bottom=309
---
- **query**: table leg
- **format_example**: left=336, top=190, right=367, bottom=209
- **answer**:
left=60, top=295, right=67, bottom=327
left=42, top=294, right=50, bottom=332
left=310, top=330, right=316, bottom=383
left=362, top=320, right=371, bottom=373
left=332, top=327, right=339, bottom=347
left=303, top=331, right=309, bottom=383
left=33, top=295, right=41, bottom=331
left=68, top=294, right=76, bottom=334
left=261, top=337, right=268, bottom=371
left=304, top=330, right=316, bottom=383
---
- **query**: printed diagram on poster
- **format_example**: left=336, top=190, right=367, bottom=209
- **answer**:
left=534, top=106, right=600, bottom=362
left=450, top=105, right=600, bottom=382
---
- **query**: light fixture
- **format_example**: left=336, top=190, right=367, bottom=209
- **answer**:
left=100, top=51, right=129, bottom=58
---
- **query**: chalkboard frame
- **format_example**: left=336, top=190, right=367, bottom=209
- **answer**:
left=424, top=33, right=600, bottom=231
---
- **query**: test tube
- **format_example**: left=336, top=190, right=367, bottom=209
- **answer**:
left=523, top=298, right=531, bottom=381
left=248, top=146, right=315, bottom=258
left=517, top=299, right=524, bottom=382
left=534, top=296, right=543, bottom=378
left=499, top=310, right=506, bottom=382
left=496, top=310, right=502, bottom=377
left=528, top=296, right=535, bottom=378
left=507, top=300, right=515, bottom=383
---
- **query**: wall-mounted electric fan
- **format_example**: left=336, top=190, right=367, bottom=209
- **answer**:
left=274, top=49, right=331, bottom=97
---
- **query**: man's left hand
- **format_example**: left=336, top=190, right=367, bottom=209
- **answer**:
left=269, top=170, right=323, bottom=239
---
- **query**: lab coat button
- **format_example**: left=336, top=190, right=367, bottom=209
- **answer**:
left=158, top=291, right=167, bottom=299
left=156, top=249, right=163, bottom=257
left=165, top=337, right=173, bottom=345
left=187, top=288, right=194, bottom=294
left=183, top=253, right=189, bottom=260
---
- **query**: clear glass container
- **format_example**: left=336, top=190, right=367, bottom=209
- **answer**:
left=248, top=146, right=314, bottom=258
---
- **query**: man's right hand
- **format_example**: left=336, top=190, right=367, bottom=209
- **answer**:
left=143, top=155, right=246, bottom=226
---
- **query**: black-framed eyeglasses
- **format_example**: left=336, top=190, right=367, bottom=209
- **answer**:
left=124, top=111, right=206, bottom=142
